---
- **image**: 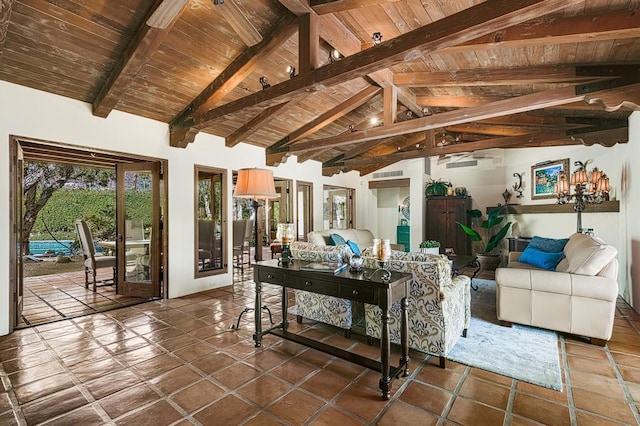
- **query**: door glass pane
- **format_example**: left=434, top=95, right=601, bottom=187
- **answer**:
left=296, top=181, right=312, bottom=241
left=196, top=167, right=225, bottom=276
left=123, top=170, right=152, bottom=283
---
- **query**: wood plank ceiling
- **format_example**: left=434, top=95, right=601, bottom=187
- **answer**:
left=1, top=0, right=639, bottom=176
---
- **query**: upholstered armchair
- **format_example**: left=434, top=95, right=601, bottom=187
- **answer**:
left=361, top=249, right=470, bottom=368
left=290, top=242, right=354, bottom=334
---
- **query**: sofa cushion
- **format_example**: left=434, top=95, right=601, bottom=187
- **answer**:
left=556, top=233, right=617, bottom=276
left=308, top=232, right=329, bottom=246
left=529, top=236, right=569, bottom=253
left=346, top=240, right=361, bottom=256
left=329, top=233, right=346, bottom=246
left=518, top=246, right=564, bottom=271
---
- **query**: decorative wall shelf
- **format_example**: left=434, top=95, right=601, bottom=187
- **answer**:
left=487, top=201, right=620, bottom=215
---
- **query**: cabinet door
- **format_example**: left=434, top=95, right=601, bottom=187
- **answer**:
left=425, top=198, right=448, bottom=251
left=447, top=198, right=470, bottom=256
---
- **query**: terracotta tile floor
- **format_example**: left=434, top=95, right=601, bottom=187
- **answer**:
left=19, top=270, right=152, bottom=328
left=1, top=267, right=640, bottom=425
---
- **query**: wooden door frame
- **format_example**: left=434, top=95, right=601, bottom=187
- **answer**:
left=9, top=136, right=169, bottom=330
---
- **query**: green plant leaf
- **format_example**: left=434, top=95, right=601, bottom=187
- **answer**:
left=456, top=222, right=482, bottom=241
left=485, top=222, right=512, bottom=253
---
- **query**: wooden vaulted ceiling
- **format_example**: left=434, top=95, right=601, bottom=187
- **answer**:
left=1, top=0, right=639, bottom=176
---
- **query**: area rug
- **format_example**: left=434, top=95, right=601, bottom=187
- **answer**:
left=447, top=279, right=563, bottom=391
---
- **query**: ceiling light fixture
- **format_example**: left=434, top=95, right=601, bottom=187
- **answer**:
left=286, top=65, right=296, bottom=79
left=405, top=111, right=413, bottom=119
left=348, top=124, right=357, bottom=132
left=212, top=0, right=224, bottom=4
left=421, top=106, right=432, bottom=116
left=372, top=32, right=383, bottom=45
left=259, top=77, right=270, bottom=90
left=370, top=117, right=379, bottom=125
left=329, top=49, right=340, bottom=62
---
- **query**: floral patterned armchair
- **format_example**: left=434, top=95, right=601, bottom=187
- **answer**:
left=361, top=248, right=470, bottom=368
left=289, top=242, right=354, bottom=333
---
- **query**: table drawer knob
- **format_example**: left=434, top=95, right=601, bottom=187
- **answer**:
left=305, top=281, right=312, bottom=286
left=352, top=289, right=359, bottom=295
left=267, top=274, right=274, bottom=279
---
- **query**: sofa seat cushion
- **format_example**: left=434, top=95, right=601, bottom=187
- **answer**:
left=556, top=233, right=617, bottom=276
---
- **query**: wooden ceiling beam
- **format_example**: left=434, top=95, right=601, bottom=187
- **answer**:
left=217, top=0, right=262, bottom=46
left=310, top=0, right=402, bottom=15
left=0, top=0, right=14, bottom=62
left=384, top=86, right=397, bottom=126
left=266, top=85, right=381, bottom=163
left=169, top=15, right=298, bottom=147
left=393, top=65, right=603, bottom=87
left=436, top=9, right=640, bottom=55
left=287, top=73, right=639, bottom=154
left=417, top=95, right=506, bottom=108
left=92, top=0, right=188, bottom=118
left=188, top=0, right=579, bottom=130
left=287, top=86, right=587, bottom=153
left=281, top=0, right=425, bottom=117
left=226, top=101, right=292, bottom=147
left=299, top=13, right=321, bottom=73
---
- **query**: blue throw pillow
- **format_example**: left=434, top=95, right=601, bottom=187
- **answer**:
left=529, top=236, right=569, bottom=253
left=328, top=233, right=346, bottom=246
left=346, top=240, right=361, bottom=256
left=518, top=246, right=564, bottom=271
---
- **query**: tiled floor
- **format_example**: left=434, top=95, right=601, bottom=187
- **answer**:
left=1, top=267, right=640, bottom=425
left=19, top=270, right=152, bottom=328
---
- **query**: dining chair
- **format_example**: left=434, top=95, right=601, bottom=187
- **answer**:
left=233, top=220, right=249, bottom=272
left=74, top=219, right=116, bottom=292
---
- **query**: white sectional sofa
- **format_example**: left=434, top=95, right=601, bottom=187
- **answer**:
left=495, top=232, right=619, bottom=345
left=307, top=229, right=403, bottom=251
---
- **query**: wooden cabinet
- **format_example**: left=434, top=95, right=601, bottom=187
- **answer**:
left=396, top=225, right=410, bottom=252
left=425, top=196, right=471, bottom=256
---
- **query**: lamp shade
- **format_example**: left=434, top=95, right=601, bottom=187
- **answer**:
left=234, top=168, right=278, bottom=199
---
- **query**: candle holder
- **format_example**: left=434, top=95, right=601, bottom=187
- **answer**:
left=277, top=223, right=295, bottom=265
left=366, top=238, right=391, bottom=283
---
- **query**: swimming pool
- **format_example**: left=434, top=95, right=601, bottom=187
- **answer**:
left=29, top=240, right=74, bottom=255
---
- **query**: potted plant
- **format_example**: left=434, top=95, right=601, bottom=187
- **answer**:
left=424, top=179, right=450, bottom=198
left=456, top=207, right=513, bottom=271
left=419, top=240, right=441, bottom=255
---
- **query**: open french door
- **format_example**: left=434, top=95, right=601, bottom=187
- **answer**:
left=116, top=162, right=162, bottom=298
left=10, top=144, right=24, bottom=327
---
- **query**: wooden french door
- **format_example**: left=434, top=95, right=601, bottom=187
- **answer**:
left=116, top=162, right=162, bottom=298
left=11, top=144, right=24, bottom=327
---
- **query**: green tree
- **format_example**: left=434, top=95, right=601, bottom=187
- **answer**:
left=22, top=163, right=115, bottom=254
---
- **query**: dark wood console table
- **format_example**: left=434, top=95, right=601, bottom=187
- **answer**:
left=253, top=259, right=412, bottom=400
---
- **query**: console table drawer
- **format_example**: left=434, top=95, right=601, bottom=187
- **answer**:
left=340, top=284, right=375, bottom=303
left=256, top=269, right=284, bottom=284
left=288, top=277, right=338, bottom=297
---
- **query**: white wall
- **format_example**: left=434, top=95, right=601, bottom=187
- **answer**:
left=627, top=111, right=640, bottom=308
left=0, top=81, right=360, bottom=335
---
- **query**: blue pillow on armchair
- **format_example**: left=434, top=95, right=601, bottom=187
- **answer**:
left=518, top=246, right=564, bottom=271
left=328, top=233, right=346, bottom=246
left=346, top=240, right=361, bottom=256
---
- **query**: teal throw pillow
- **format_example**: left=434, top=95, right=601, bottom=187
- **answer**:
left=529, top=236, right=569, bottom=253
left=346, top=240, right=361, bottom=256
left=328, top=233, right=346, bottom=246
left=518, top=246, right=564, bottom=271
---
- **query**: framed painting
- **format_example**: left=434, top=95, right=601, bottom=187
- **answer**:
left=531, top=158, right=569, bottom=200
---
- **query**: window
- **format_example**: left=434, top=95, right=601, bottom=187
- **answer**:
left=195, top=166, right=227, bottom=277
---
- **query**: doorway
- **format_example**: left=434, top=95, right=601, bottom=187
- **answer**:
left=9, top=137, right=168, bottom=329
left=323, top=185, right=354, bottom=230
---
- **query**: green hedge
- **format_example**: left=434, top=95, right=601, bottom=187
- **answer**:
left=32, top=188, right=152, bottom=241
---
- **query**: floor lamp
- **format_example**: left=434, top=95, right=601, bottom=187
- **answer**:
left=232, top=168, right=279, bottom=330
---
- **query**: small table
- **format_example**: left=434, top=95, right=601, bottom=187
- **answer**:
left=253, top=259, right=412, bottom=400
left=449, top=255, right=481, bottom=290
